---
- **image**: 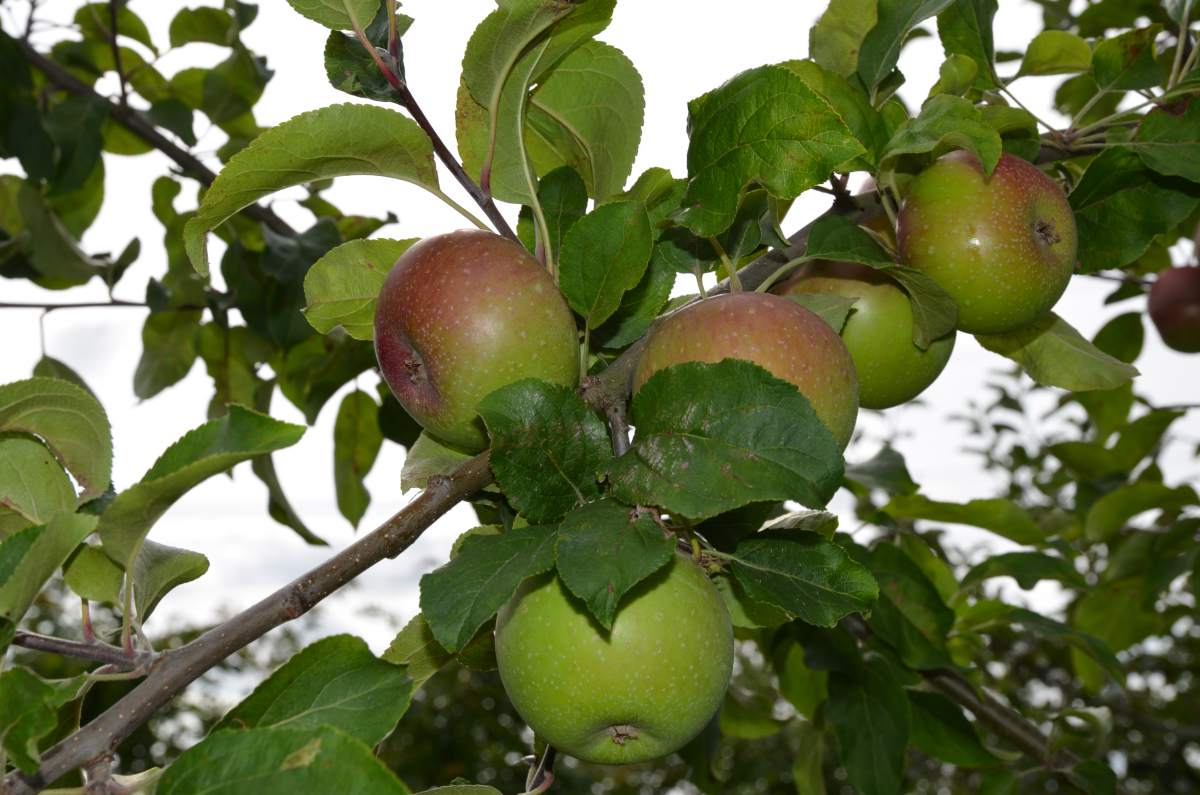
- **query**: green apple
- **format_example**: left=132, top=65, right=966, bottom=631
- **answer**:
left=897, top=150, right=1078, bottom=335
left=633, top=292, right=858, bottom=449
left=494, top=555, right=733, bottom=765
left=775, top=261, right=955, bottom=409
left=1149, top=265, right=1200, bottom=353
left=374, top=230, right=580, bottom=452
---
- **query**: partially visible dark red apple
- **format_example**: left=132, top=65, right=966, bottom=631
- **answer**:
left=374, top=230, right=580, bottom=451
left=1149, top=266, right=1200, bottom=353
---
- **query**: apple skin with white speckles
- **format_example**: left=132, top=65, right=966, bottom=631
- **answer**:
left=633, top=292, right=859, bottom=449
left=374, top=230, right=580, bottom=452
left=1149, top=266, right=1200, bottom=353
left=494, top=556, right=733, bottom=766
left=775, top=261, right=955, bottom=409
left=897, top=150, right=1077, bottom=335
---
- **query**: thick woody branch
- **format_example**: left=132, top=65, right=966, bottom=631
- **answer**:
left=14, top=38, right=294, bottom=237
left=841, top=615, right=1081, bottom=772
left=3, top=454, right=493, bottom=795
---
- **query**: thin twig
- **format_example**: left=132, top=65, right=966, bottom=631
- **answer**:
left=0, top=300, right=148, bottom=310
left=347, top=22, right=517, bottom=241
left=106, top=0, right=128, bottom=106
left=10, top=631, right=152, bottom=671
left=14, top=38, right=294, bottom=237
left=3, top=454, right=493, bottom=795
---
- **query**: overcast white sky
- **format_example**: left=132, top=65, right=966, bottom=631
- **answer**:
left=1, top=0, right=1197, bottom=652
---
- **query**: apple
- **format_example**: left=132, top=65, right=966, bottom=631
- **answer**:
left=897, top=150, right=1078, bottom=335
left=494, top=555, right=733, bottom=765
left=775, top=261, right=955, bottom=409
left=374, top=230, right=580, bottom=451
left=1148, top=266, right=1200, bottom=353
left=633, top=292, right=858, bottom=449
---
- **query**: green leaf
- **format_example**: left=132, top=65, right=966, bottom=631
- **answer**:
left=419, top=524, right=558, bottom=653
left=783, top=293, right=859, bottom=333
left=215, top=635, right=412, bottom=744
left=1085, top=481, right=1197, bottom=542
left=714, top=573, right=791, bottom=629
left=826, top=654, right=910, bottom=795
left=1017, top=30, right=1092, bottom=76
left=677, top=64, right=864, bottom=236
left=0, top=377, right=111, bottom=503
left=879, top=94, right=1002, bottom=176
left=412, top=788, right=499, bottom=795
left=1093, top=311, right=1144, bottom=364
left=727, top=530, right=878, bottom=628
left=0, top=513, right=98, bottom=628
left=0, top=667, right=58, bottom=773
left=525, top=40, right=644, bottom=200
left=461, top=1, right=575, bottom=125
left=185, top=104, right=438, bottom=276
left=800, top=216, right=957, bottom=347
left=284, top=0, right=380, bottom=30
left=63, top=543, right=123, bottom=604
left=333, top=390, right=383, bottom=528
left=169, top=7, right=237, bottom=47
left=399, top=433, right=472, bottom=493
left=554, top=500, right=676, bottom=629
left=884, top=494, right=1043, bottom=544
left=784, top=60, right=891, bottom=171
left=609, top=361, right=845, bottom=520
left=791, top=722, right=828, bottom=794
left=11, top=181, right=103, bottom=288
left=275, top=332, right=377, bottom=424
left=1092, top=25, right=1167, bottom=91
left=74, top=3, right=156, bottom=53
left=845, top=445, right=918, bottom=496
left=558, top=200, right=653, bottom=327
left=937, top=0, right=998, bottom=86
left=858, top=0, right=956, bottom=97
left=962, top=551, right=1086, bottom=590
left=31, top=357, right=94, bottom=398
left=98, top=405, right=304, bottom=584
left=1005, top=607, right=1123, bottom=683
left=478, top=380, right=609, bottom=524
left=908, top=690, right=1000, bottom=767
left=1130, top=101, right=1200, bottom=183
left=1070, top=148, right=1200, bottom=273
left=976, top=313, right=1140, bottom=392
left=133, top=540, right=210, bottom=620
left=133, top=309, right=202, bottom=400
left=803, top=214, right=894, bottom=268
left=382, top=614, right=453, bottom=688
left=592, top=244, right=677, bottom=350
left=0, top=436, right=75, bottom=535
left=810, top=0, right=878, bottom=78
left=526, top=166, right=588, bottom=261
left=865, top=542, right=954, bottom=668
left=303, top=238, right=415, bottom=340
left=0, top=526, right=44, bottom=594
left=157, top=726, right=411, bottom=795
left=772, top=635, right=829, bottom=716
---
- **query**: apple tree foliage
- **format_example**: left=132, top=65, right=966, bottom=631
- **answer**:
left=1, top=0, right=1199, bottom=793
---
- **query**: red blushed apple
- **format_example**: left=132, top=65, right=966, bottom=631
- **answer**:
left=374, top=230, right=580, bottom=452
left=633, top=292, right=859, bottom=449
left=775, top=261, right=955, bottom=409
left=1149, top=266, right=1200, bottom=353
left=898, top=150, right=1078, bottom=335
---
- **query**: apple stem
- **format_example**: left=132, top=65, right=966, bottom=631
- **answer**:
left=708, top=237, right=741, bottom=292
left=523, top=745, right=557, bottom=794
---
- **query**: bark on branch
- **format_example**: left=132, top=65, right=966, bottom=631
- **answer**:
left=2, top=454, right=493, bottom=795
